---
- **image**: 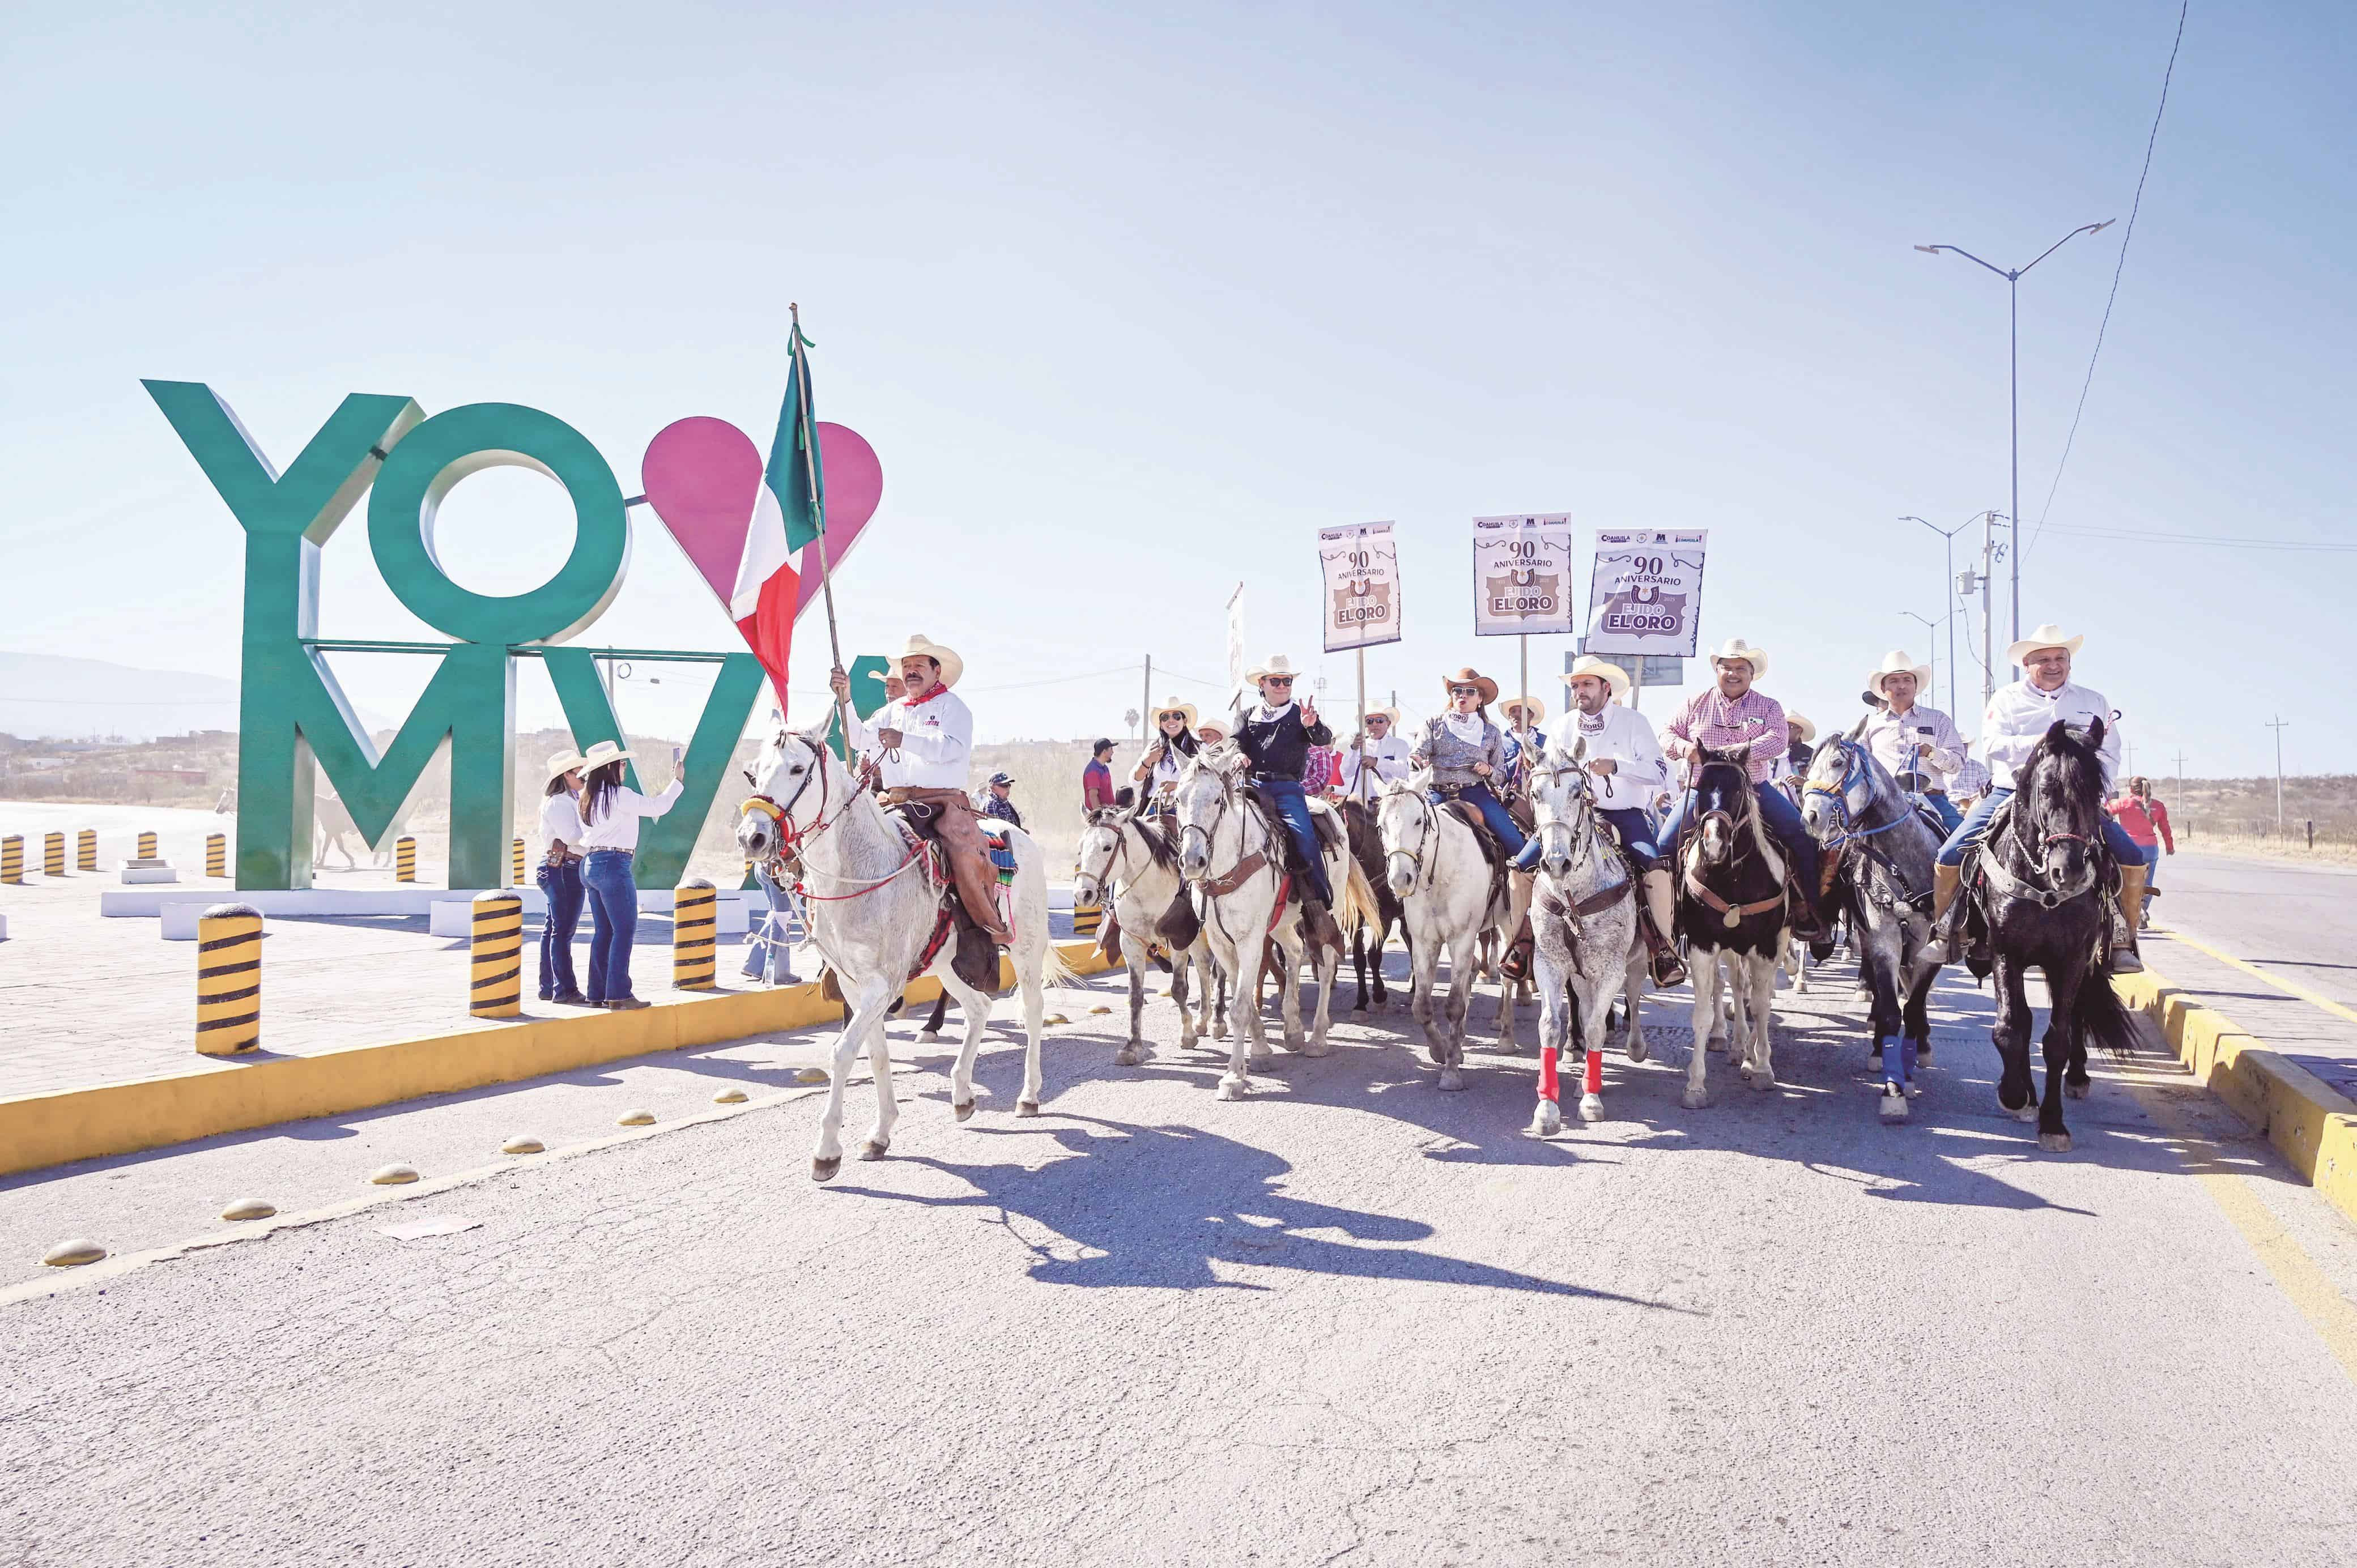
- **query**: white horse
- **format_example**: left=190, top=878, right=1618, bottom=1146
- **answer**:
left=1073, top=805, right=1223, bottom=1063
left=1524, top=742, right=1649, bottom=1132
left=1376, top=772, right=1524, bottom=1089
left=1169, top=747, right=1370, bottom=1098
left=737, top=724, right=1071, bottom=1182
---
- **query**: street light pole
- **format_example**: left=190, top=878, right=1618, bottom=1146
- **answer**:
left=2266, top=716, right=2290, bottom=830
left=1915, top=220, right=2116, bottom=677
left=1900, top=513, right=1985, bottom=715
left=1900, top=610, right=1946, bottom=706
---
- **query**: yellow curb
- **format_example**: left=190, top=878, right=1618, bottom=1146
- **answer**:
left=2117, top=960, right=2357, bottom=1231
left=0, top=940, right=1121, bottom=1180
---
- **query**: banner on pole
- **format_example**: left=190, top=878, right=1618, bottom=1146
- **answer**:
left=1224, top=582, right=1248, bottom=712
left=1317, top=521, right=1402, bottom=653
left=1471, top=514, right=1577, bottom=637
left=1584, top=529, right=1708, bottom=658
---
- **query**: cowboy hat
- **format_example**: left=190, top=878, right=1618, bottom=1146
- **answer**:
left=1362, top=705, right=1401, bottom=727
left=1195, top=719, right=1228, bottom=742
left=544, top=748, right=587, bottom=782
left=1786, top=713, right=1817, bottom=743
left=577, top=739, right=637, bottom=773
left=1244, top=654, right=1300, bottom=686
left=1150, top=696, right=1200, bottom=732
left=1866, top=649, right=1933, bottom=700
left=1500, top=694, right=1547, bottom=725
left=1707, top=638, right=1768, bottom=683
left=1559, top=654, right=1631, bottom=700
left=895, top=633, right=964, bottom=689
left=1439, top=667, right=1499, bottom=705
left=2005, top=622, right=2084, bottom=667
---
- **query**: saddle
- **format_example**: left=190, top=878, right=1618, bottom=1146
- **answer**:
left=1949, top=796, right=2124, bottom=974
left=881, top=800, right=1000, bottom=991
left=1437, top=798, right=1514, bottom=921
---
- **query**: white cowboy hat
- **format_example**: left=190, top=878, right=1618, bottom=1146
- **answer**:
left=2005, top=623, right=2084, bottom=667
left=1195, top=719, right=1228, bottom=742
left=895, top=633, right=964, bottom=688
left=1150, top=696, right=1199, bottom=732
left=1560, top=654, right=1631, bottom=700
left=1500, top=693, right=1547, bottom=725
left=1866, top=649, right=1933, bottom=700
left=1786, top=712, right=1818, bottom=743
left=577, top=739, right=637, bottom=772
left=1244, top=654, right=1300, bottom=686
left=1708, top=638, right=1768, bottom=683
left=544, top=748, right=587, bottom=782
left=1362, top=705, right=1401, bottom=727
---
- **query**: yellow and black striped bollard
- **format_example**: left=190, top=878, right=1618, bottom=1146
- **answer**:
left=673, top=879, right=717, bottom=991
left=206, top=833, right=227, bottom=877
left=195, top=903, right=263, bottom=1055
left=0, top=835, right=20, bottom=884
left=137, top=830, right=158, bottom=860
left=510, top=837, right=526, bottom=886
left=470, top=891, right=523, bottom=1018
left=43, top=832, right=65, bottom=877
left=394, top=836, right=417, bottom=883
left=77, top=829, right=97, bottom=872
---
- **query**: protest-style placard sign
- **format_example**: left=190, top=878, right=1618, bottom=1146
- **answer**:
left=1318, top=522, right=1402, bottom=653
left=1471, top=514, right=1578, bottom=637
left=1585, top=529, right=1708, bottom=657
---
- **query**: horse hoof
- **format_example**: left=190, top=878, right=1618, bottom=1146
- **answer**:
left=1217, top=1076, right=1248, bottom=1101
left=1869, top=1045, right=1883, bottom=1064
left=1494, top=1039, right=1522, bottom=1056
left=1737, top=1061, right=1753, bottom=1081
left=1879, top=1091, right=1909, bottom=1124
left=1625, top=1036, right=1649, bottom=1064
left=811, top=1156, right=841, bottom=1183
left=1303, top=1038, right=1330, bottom=1058
left=1751, top=1072, right=1777, bottom=1093
left=1277, top=1035, right=1304, bottom=1054
left=2039, top=1131, right=2073, bottom=1153
left=1682, top=1088, right=1710, bottom=1110
left=1578, top=1093, right=1604, bottom=1124
left=916, top=1029, right=942, bottom=1044
left=1916, top=1043, right=1934, bottom=1066
left=1248, top=1053, right=1276, bottom=1072
left=2012, top=1103, right=2039, bottom=1123
left=1529, top=1101, right=1563, bottom=1137
left=1016, top=1099, right=1041, bottom=1118
left=860, top=1140, right=888, bottom=1161
left=2065, top=1079, right=2090, bottom=1100
left=1437, top=1069, right=1466, bottom=1093
left=1424, top=1043, right=1446, bottom=1065
left=953, top=1100, right=976, bottom=1123
left=1114, top=1046, right=1142, bottom=1067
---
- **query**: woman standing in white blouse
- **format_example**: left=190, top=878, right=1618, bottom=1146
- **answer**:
left=537, top=751, right=590, bottom=1005
left=573, top=739, right=686, bottom=1010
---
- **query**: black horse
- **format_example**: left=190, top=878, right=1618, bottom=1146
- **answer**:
left=1954, top=719, right=2139, bottom=1152
left=1673, top=743, right=1792, bottom=1103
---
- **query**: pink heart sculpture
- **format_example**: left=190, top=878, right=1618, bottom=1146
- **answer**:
left=640, top=417, right=886, bottom=623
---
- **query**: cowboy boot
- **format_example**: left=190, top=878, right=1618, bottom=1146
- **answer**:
left=2112, top=862, right=2148, bottom=974
left=1918, top=862, right=1964, bottom=965
left=950, top=843, right=1014, bottom=945
left=1640, top=868, right=1688, bottom=988
left=1300, top=892, right=1343, bottom=956
left=1501, top=911, right=1535, bottom=982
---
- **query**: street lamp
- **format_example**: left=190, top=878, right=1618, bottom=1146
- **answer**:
left=1914, top=219, right=2116, bottom=677
left=1900, top=609, right=1949, bottom=713
left=1898, top=513, right=1988, bottom=715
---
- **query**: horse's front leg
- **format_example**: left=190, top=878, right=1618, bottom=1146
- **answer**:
left=1492, top=928, right=1521, bottom=1055
left=1215, top=929, right=1262, bottom=1100
left=1531, top=949, right=1568, bottom=1136
left=1993, top=957, right=2038, bottom=1122
left=1745, top=951, right=1777, bottom=1090
left=1117, top=933, right=1149, bottom=1067
left=1351, top=925, right=1371, bottom=1012
left=1684, top=945, right=1720, bottom=1109
left=1900, top=916, right=1937, bottom=1069
left=1305, top=933, right=1341, bottom=1056
left=1439, top=934, right=1474, bottom=1092
left=1276, top=927, right=1308, bottom=1053
left=2039, top=965, right=2083, bottom=1152
left=1408, top=918, right=1447, bottom=1065
left=1577, top=968, right=1610, bottom=1123
left=1621, top=951, right=1650, bottom=1063
left=816, top=975, right=895, bottom=1181
left=861, top=990, right=900, bottom=1160
left=1171, top=948, right=1199, bottom=1050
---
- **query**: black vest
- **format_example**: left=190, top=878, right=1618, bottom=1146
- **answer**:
left=1232, top=704, right=1333, bottom=781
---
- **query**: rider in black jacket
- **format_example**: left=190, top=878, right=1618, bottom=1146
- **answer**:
left=1231, top=658, right=1340, bottom=948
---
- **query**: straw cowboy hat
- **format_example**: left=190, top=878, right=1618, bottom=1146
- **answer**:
left=2005, top=622, right=2084, bottom=667
left=1560, top=654, right=1631, bottom=700
left=1244, top=654, right=1300, bottom=687
left=544, top=748, right=588, bottom=782
left=1196, top=719, right=1229, bottom=743
left=1150, top=696, right=1200, bottom=732
left=1786, top=713, right=1818, bottom=744
left=1500, top=693, right=1547, bottom=725
left=895, top=633, right=964, bottom=688
left=1439, top=667, right=1500, bottom=705
left=577, top=739, right=637, bottom=773
left=1866, top=649, right=1933, bottom=700
left=1362, top=705, right=1402, bottom=727
left=1708, top=638, right=1768, bottom=682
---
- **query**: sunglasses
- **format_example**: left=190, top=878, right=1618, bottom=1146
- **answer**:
left=1449, top=685, right=1482, bottom=696
left=1262, top=676, right=1295, bottom=686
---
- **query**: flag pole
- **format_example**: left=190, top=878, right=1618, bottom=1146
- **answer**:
left=1355, top=646, right=1368, bottom=802
left=790, top=302, right=850, bottom=744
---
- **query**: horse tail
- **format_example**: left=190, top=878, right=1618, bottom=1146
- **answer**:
left=2075, top=965, right=2139, bottom=1062
left=1039, top=934, right=1083, bottom=991
left=1337, top=857, right=1379, bottom=938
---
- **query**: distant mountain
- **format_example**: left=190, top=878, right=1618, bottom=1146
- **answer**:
left=0, top=650, right=253, bottom=742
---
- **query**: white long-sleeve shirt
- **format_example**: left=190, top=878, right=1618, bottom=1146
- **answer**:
left=1337, top=734, right=1415, bottom=799
left=1131, top=740, right=1192, bottom=803
left=1563, top=702, right=1668, bottom=811
left=577, top=778, right=683, bottom=853
left=1862, top=704, right=1966, bottom=789
left=843, top=687, right=975, bottom=791
left=538, top=789, right=586, bottom=853
left=1980, top=679, right=2120, bottom=793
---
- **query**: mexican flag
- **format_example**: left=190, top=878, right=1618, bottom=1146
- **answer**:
left=731, top=319, right=828, bottom=699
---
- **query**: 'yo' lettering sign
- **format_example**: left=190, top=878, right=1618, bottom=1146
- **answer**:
left=147, top=381, right=768, bottom=891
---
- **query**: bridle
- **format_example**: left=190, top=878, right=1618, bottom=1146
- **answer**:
left=1073, top=817, right=1135, bottom=905
left=1528, top=759, right=1601, bottom=880
left=1688, top=761, right=1764, bottom=876
left=1379, top=786, right=1445, bottom=896
left=1803, top=738, right=1912, bottom=851
left=739, top=735, right=921, bottom=899
left=1989, top=762, right=2101, bottom=910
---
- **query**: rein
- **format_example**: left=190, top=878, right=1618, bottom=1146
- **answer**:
left=741, top=740, right=926, bottom=902
left=1980, top=792, right=2099, bottom=910
left=1803, top=739, right=1913, bottom=850
left=1680, top=763, right=1783, bottom=931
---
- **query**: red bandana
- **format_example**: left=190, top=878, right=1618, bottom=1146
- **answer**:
left=903, top=682, right=952, bottom=708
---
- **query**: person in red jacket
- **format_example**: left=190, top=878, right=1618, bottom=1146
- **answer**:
left=2107, top=776, right=2174, bottom=927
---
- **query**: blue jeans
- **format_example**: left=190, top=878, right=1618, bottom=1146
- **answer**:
left=1256, top=777, right=1333, bottom=906
left=1658, top=779, right=1820, bottom=893
left=1918, top=791, right=1964, bottom=836
left=1431, top=782, right=1526, bottom=859
left=582, top=850, right=640, bottom=1004
left=1937, top=787, right=2143, bottom=868
left=742, top=865, right=802, bottom=982
left=536, top=859, right=584, bottom=999
left=1512, top=804, right=1658, bottom=871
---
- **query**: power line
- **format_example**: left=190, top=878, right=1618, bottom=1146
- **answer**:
left=2027, top=0, right=2188, bottom=561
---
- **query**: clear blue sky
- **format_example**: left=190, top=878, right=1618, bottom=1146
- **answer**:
left=4, top=1, right=2350, bottom=778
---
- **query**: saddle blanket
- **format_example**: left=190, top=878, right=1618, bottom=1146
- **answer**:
left=977, top=821, right=1019, bottom=883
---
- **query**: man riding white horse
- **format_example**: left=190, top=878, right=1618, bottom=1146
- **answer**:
left=1926, top=623, right=2148, bottom=973
left=1337, top=705, right=1413, bottom=802
left=1509, top=655, right=1687, bottom=987
left=1654, top=638, right=1827, bottom=941
left=830, top=633, right=1012, bottom=949
left=1862, top=650, right=1967, bottom=834
left=1230, top=654, right=1342, bottom=949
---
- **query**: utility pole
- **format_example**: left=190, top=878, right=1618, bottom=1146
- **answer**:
left=1958, top=511, right=2005, bottom=708
left=2172, top=748, right=2187, bottom=793
left=2266, top=717, right=2290, bottom=830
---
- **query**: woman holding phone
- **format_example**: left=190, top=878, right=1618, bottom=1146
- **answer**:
left=573, top=739, right=685, bottom=1010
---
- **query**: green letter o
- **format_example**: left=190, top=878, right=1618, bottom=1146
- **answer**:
left=367, top=403, right=628, bottom=645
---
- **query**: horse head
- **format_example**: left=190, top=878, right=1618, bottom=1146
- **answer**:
left=1376, top=770, right=1436, bottom=897
left=1170, top=748, right=1241, bottom=883
left=1072, top=807, right=1128, bottom=910
left=2019, top=717, right=2109, bottom=889
left=737, top=720, right=838, bottom=864
left=1528, top=736, right=1597, bottom=879
left=1801, top=735, right=1882, bottom=842
left=1690, top=742, right=1755, bottom=870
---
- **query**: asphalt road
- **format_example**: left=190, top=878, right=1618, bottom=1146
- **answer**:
left=6, top=955, right=2356, bottom=1567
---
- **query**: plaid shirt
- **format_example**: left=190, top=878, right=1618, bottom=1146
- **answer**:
left=1301, top=745, right=1338, bottom=793
left=1659, top=687, right=1788, bottom=785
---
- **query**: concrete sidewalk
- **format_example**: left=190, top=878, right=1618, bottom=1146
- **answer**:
left=2141, top=928, right=2357, bottom=1105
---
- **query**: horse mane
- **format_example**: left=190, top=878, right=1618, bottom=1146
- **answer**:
left=2020, top=721, right=2107, bottom=815
left=1129, top=812, right=1182, bottom=874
